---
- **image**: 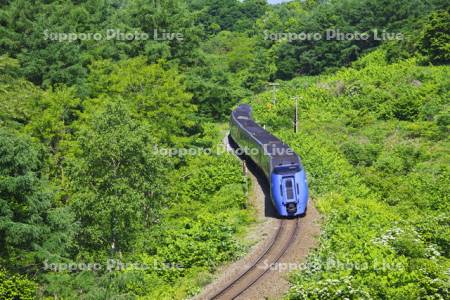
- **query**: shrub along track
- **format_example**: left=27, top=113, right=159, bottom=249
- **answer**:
left=193, top=135, right=320, bottom=300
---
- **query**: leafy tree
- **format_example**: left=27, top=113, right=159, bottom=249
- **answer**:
left=122, top=0, right=202, bottom=65
left=187, top=56, right=250, bottom=119
left=0, top=269, right=36, bottom=300
left=0, top=129, right=76, bottom=273
left=186, top=31, right=274, bottom=119
left=26, top=87, right=81, bottom=154
left=418, top=10, right=450, bottom=65
left=189, top=0, right=267, bottom=33
left=0, top=56, right=41, bottom=129
left=86, top=57, right=197, bottom=145
left=67, top=100, right=168, bottom=253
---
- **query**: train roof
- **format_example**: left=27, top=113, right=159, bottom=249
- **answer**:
left=231, top=104, right=300, bottom=167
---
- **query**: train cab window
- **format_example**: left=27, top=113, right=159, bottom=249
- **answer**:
left=285, top=179, right=294, bottom=200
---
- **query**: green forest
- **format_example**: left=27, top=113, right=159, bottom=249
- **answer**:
left=0, top=0, right=448, bottom=299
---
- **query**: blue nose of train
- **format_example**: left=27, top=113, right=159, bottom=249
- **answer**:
left=271, top=170, right=308, bottom=216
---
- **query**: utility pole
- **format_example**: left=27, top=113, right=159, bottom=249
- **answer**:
left=242, top=161, right=248, bottom=196
left=294, top=96, right=299, bottom=133
left=242, top=160, right=247, bottom=176
left=268, top=82, right=280, bottom=105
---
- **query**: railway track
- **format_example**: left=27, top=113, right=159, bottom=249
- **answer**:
left=210, top=218, right=300, bottom=300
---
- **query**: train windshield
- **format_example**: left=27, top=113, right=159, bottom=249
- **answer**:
left=285, top=179, right=294, bottom=200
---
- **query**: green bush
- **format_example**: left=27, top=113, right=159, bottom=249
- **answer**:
left=0, top=269, right=36, bottom=300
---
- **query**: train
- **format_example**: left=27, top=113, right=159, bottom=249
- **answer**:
left=229, top=104, right=308, bottom=217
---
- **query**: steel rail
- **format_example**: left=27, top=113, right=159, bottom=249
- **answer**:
left=209, top=219, right=285, bottom=299
left=230, top=218, right=300, bottom=300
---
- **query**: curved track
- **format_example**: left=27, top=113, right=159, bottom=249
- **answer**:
left=210, top=218, right=300, bottom=300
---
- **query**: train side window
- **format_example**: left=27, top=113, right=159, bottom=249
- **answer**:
left=297, top=184, right=299, bottom=194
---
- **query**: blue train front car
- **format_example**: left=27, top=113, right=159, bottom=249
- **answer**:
left=270, top=165, right=308, bottom=217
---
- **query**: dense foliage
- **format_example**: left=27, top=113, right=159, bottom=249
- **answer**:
left=0, top=0, right=448, bottom=299
left=0, top=53, right=252, bottom=299
left=246, top=50, right=449, bottom=299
